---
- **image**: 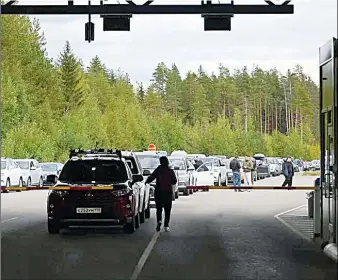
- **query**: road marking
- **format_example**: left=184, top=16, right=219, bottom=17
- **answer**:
left=274, top=205, right=312, bottom=242
left=1, top=217, right=18, bottom=223
left=274, top=205, right=305, bottom=216
left=129, top=231, right=160, bottom=280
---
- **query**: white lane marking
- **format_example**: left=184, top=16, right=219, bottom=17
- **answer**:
left=129, top=231, right=160, bottom=280
left=274, top=205, right=312, bottom=242
left=274, top=205, right=306, bottom=217
left=1, top=217, right=18, bottom=223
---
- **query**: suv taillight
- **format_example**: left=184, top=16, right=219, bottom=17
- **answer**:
left=112, top=189, right=129, bottom=197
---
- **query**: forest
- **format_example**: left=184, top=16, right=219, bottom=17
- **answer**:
left=1, top=15, right=320, bottom=162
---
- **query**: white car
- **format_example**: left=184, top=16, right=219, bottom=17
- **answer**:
left=1, top=157, right=25, bottom=189
left=15, top=159, right=44, bottom=187
left=191, top=162, right=215, bottom=187
left=194, top=157, right=228, bottom=186
left=266, top=157, right=281, bottom=176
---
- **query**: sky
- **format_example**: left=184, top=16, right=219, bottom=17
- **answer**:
left=15, top=0, right=338, bottom=86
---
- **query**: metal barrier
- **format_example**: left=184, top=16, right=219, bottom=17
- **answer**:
left=1, top=186, right=115, bottom=191
left=1, top=185, right=316, bottom=192
left=186, top=186, right=316, bottom=190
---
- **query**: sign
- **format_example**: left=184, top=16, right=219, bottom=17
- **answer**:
left=148, top=144, right=156, bottom=151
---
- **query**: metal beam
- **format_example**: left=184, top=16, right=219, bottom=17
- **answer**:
left=0, top=3, right=294, bottom=15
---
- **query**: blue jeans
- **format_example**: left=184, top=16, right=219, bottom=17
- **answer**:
left=232, top=171, right=241, bottom=187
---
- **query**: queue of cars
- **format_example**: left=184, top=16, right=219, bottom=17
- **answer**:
left=2, top=150, right=313, bottom=235
left=1, top=157, right=64, bottom=190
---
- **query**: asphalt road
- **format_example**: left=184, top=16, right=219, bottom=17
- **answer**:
left=1, top=174, right=337, bottom=280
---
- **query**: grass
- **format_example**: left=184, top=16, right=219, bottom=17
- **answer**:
left=302, top=171, right=320, bottom=176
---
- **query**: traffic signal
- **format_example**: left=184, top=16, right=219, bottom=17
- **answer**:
left=85, top=22, right=95, bottom=42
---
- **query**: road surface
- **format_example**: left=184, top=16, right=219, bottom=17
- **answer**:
left=1, top=175, right=336, bottom=280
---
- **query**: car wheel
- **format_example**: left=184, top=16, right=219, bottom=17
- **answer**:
left=135, top=212, right=140, bottom=229
left=140, top=201, right=146, bottom=224
left=189, top=188, right=193, bottom=195
left=145, top=199, right=151, bottom=219
left=3, top=178, right=10, bottom=193
left=48, top=219, right=60, bottom=234
left=124, top=215, right=136, bottom=234
left=175, top=190, right=179, bottom=199
left=27, top=177, right=32, bottom=187
left=184, top=188, right=189, bottom=196
left=16, top=178, right=23, bottom=192
left=39, top=177, right=44, bottom=187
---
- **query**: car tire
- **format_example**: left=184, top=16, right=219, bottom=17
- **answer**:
left=48, top=220, right=60, bottom=234
left=145, top=199, right=151, bottom=219
left=16, top=178, right=23, bottom=192
left=3, top=178, right=10, bottom=193
left=140, top=201, right=146, bottom=224
left=27, top=177, right=32, bottom=187
left=189, top=189, right=193, bottom=195
left=124, top=215, right=136, bottom=234
left=175, top=190, right=179, bottom=199
left=184, top=189, right=189, bottom=196
left=39, top=177, right=43, bottom=187
left=135, top=212, right=140, bottom=229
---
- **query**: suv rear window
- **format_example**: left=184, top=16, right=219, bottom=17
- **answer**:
left=59, top=159, right=128, bottom=184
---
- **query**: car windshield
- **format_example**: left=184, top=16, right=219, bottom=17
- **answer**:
left=58, top=159, right=128, bottom=184
left=198, top=158, right=213, bottom=163
left=16, top=161, right=29, bottom=169
left=267, top=159, right=275, bottom=164
left=41, top=164, right=58, bottom=171
left=1, top=161, right=7, bottom=170
left=136, top=155, right=160, bottom=170
left=170, top=159, right=186, bottom=170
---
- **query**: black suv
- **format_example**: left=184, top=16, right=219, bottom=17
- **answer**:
left=47, top=149, right=143, bottom=234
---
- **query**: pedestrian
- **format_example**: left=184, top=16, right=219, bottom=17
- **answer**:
left=145, top=156, right=177, bottom=232
left=282, top=156, right=294, bottom=187
left=243, top=156, right=253, bottom=187
left=251, top=158, right=256, bottom=185
left=230, top=156, right=243, bottom=192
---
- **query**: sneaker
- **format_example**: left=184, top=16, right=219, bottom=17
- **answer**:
left=156, top=222, right=161, bottom=232
left=164, top=227, right=170, bottom=232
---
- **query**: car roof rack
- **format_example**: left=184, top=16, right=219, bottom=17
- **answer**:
left=69, top=148, right=122, bottom=160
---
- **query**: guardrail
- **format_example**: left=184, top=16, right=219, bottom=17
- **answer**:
left=1, top=186, right=115, bottom=191
left=1, top=185, right=316, bottom=192
left=186, top=186, right=316, bottom=190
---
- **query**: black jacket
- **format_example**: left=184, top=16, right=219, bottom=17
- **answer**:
left=230, top=159, right=241, bottom=172
left=145, top=165, right=177, bottom=194
left=283, top=162, right=294, bottom=177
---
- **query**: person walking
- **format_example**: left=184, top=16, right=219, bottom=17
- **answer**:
left=145, top=156, right=177, bottom=232
left=230, top=156, right=243, bottom=192
left=282, top=156, right=294, bottom=187
left=251, top=158, right=256, bottom=185
left=243, top=156, right=253, bottom=188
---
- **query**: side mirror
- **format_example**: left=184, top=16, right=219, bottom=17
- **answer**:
left=46, top=175, right=57, bottom=184
left=30, top=166, right=36, bottom=170
left=174, top=166, right=180, bottom=170
left=132, top=174, right=143, bottom=183
left=142, top=169, right=151, bottom=176
left=188, top=167, right=195, bottom=171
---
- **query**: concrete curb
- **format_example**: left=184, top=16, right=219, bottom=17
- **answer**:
left=323, top=243, right=338, bottom=263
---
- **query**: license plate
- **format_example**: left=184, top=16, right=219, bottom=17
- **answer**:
left=76, top=208, right=102, bottom=214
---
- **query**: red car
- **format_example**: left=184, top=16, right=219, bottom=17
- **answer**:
left=47, top=149, right=143, bottom=234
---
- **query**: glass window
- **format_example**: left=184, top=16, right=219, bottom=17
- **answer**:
left=41, top=164, right=58, bottom=172
left=1, top=161, right=7, bottom=170
left=16, top=161, right=30, bottom=169
left=169, top=159, right=186, bottom=170
left=137, top=155, right=160, bottom=169
left=197, top=163, right=209, bottom=172
left=59, top=159, right=128, bottom=184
